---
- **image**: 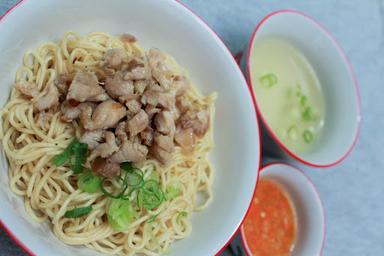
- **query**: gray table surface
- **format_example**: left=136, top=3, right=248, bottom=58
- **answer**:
left=0, top=0, right=383, bottom=255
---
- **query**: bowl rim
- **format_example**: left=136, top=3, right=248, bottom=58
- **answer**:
left=239, top=161, right=326, bottom=256
left=0, top=0, right=262, bottom=255
left=246, top=9, right=362, bottom=168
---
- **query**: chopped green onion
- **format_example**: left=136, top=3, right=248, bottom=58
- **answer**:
left=52, top=139, right=78, bottom=166
left=302, top=107, right=314, bottom=121
left=141, top=180, right=164, bottom=211
left=100, top=178, right=128, bottom=199
left=176, top=211, right=188, bottom=225
left=300, top=95, right=308, bottom=107
left=52, top=138, right=88, bottom=174
left=77, top=172, right=101, bottom=193
left=124, top=168, right=144, bottom=188
left=120, top=162, right=133, bottom=172
left=287, top=125, right=299, bottom=141
left=259, top=73, right=278, bottom=88
left=147, top=213, right=160, bottom=223
left=303, top=130, right=314, bottom=143
left=107, top=199, right=135, bottom=231
left=64, top=206, right=92, bottom=218
left=70, top=142, right=88, bottom=173
left=165, top=185, right=181, bottom=201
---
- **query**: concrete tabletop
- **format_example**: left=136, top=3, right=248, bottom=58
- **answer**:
left=0, top=0, right=383, bottom=255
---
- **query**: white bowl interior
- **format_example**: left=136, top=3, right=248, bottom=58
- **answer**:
left=0, top=0, right=260, bottom=255
left=250, top=11, right=360, bottom=166
left=242, top=163, right=325, bottom=255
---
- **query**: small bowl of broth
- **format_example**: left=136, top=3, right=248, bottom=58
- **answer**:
left=240, top=162, right=325, bottom=256
left=244, top=10, right=361, bottom=167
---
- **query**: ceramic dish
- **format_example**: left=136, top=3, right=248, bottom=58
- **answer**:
left=240, top=162, right=325, bottom=255
left=0, top=1, right=260, bottom=255
left=243, top=10, right=361, bottom=167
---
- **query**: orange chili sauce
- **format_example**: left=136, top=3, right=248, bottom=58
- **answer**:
left=243, top=178, right=297, bottom=256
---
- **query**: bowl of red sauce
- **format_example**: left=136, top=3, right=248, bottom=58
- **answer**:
left=240, top=162, right=325, bottom=255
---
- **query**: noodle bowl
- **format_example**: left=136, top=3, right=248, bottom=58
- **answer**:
left=0, top=32, right=216, bottom=255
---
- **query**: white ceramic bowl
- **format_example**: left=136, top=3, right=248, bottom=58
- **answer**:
left=244, top=10, right=361, bottom=167
left=0, top=1, right=260, bottom=255
left=240, top=162, right=325, bottom=256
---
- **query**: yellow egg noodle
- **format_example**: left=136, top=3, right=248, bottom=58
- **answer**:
left=0, top=32, right=216, bottom=255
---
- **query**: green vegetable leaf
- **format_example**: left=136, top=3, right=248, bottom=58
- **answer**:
left=52, top=139, right=79, bottom=166
left=64, top=206, right=92, bottom=218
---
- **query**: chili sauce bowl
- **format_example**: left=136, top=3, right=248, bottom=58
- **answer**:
left=240, top=162, right=325, bottom=255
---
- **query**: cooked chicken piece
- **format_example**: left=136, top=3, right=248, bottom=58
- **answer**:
left=124, top=66, right=151, bottom=80
left=175, top=127, right=195, bottom=152
left=67, top=72, right=108, bottom=102
left=120, top=33, right=137, bottom=43
left=144, top=105, right=161, bottom=119
left=109, top=139, right=148, bottom=163
left=91, top=157, right=121, bottom=178
left=34, top=83, right=59, bottom=111
left=154, top=111, right=175, bottom=135
left=61, top=101, right=94, bottom=122
left=154, top=133, right=174, bottom=153
left=55, top=73, right=74, bottom=95
left=150, top=141, right=172, bottom=165
left=179, top=109, right=210, bottom=137
left=171, top=76, right=190, bottom=96
left=90, top=131, right=119, bottom=159
left=127, top=110, right=149, bottom=136
left=105, top=71, right=134, bottom=99
left=147, top=48, right=172, bottom=90
left=134, top=80, right=148, bottom=95
left=125, top=99, right=141, bottom=114
left=80, top=129, right=104, bottom=150
left=80, top=100, right=126, bottom=130
left=103, top=48, right=126, bottom=69
left=36, top=111, right=52, bottom=130
left=169, top=105, right=181, bottom=120
left=176, top=96, right=192, bottom=114
left=115, top=121, right=128, bottom=141
left=141, top=90, right=175, bottom=109
left=15, top=81, right=39, bottom=98
left=140, top=127, right=154, bottom=146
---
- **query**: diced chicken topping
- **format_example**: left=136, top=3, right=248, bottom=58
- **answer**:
left=34, top=83, right=59, bottom=111
left=91, top=131, right=119, bottom=159
left=175, top=127, right=195, bottom=152
left=141, top=90, right=175, bottom=109
left=154, top=111, right=175, bottom=135
left=140, top=127, right=154, bottom=146
left=127, top=109, right=149, bottom=137
left=124, top=66, right=150, bottom=80
left=80, top=129, right=104, bottom=150
left=67, top=72, right=108, bottom=102
left=80, top=100, right=126, bottom=130
left=50, top=40, right=213, bottom=177
left=91, top=157, right=121, bottom=178
left=125, top=99, right=141, bottom=115
left=15, top=81, right=40, bottom=98
left=120, top=33, right=137, bottom=43
left=109, top=139, right=148, bottom=164
left=178, top=109, right=210, bottom=137
left=105, top=71, right=134, bottom=99
left=103, top=48, right=126, bottom=69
